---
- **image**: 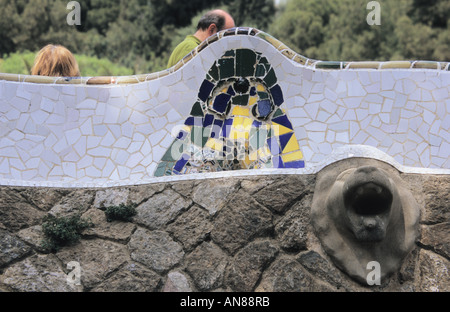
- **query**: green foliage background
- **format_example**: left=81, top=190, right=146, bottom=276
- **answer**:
left=0, top=0, right=448, bottom=76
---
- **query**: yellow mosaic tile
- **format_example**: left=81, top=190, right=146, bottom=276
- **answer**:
left=292, top=54, right=308, bottom=66
left=281, top=150, right=304, bottom=163
left=115, top=76, right=140, bottom=84
left=282, top=135, right=301, bottom=154
left=23, top=75, right=58, bottom=84
left=413, top=61, right=439, bottom=69
left=249, top=150, right=258, bottom=161
left=347, top=62, right=380, bottom=69
left=157, top=69, right=170, bottom=78
left=229, top=128, right=248, bottom=141
left=0, top=73, right=20, bottom=82
left=271, top=124, right=292, bottom=136
left=380, top=61, right=412, bottom=69
left=145, top=73, right=159, bottom=81
left=86, top=76, right=115, bottom=84
left=232, top=106, right=250, bottom=117
left=205, top=138, right=223, bottom=151
left=281, top=49, right=296, bottom=60
left=256, top=84, right=266, bottom=92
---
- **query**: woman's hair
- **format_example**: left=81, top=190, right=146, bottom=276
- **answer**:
left=31, top=44, right=80, bottom=77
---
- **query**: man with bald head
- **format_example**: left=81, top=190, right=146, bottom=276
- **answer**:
left=167, top=9, right=235, bottom=68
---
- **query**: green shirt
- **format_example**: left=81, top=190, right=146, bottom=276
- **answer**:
left=167, top=35, right=201, bottom=68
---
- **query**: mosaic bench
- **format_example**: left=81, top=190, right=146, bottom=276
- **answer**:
left=0, top=27, right=449, bottom=188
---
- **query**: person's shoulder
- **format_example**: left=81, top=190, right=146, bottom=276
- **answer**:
left=178, top=35, right=201, bottom=48
left=167, top=36, right=201, bottom=68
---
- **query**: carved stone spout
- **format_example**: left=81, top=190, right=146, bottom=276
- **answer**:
left=311, top=160, right=420, bottom=285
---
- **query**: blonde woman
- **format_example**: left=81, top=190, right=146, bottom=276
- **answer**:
left=31, top=44, right=80, bottom=77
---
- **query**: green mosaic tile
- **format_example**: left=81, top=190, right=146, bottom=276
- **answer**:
left=236, top=49, right=256, bottom=77
left=232, top=94, right=249, bottom=106
left=249, top=128, right=268, bottom=150
left=202, top=135, right=209, bottom=147
left=249, top=127, right=258, bottom=140
left=273, top=108, right=284, bottom=118
left=259, top=57, right=269, bottom=64
left=190, top=126, right=204, bottom=147
left=190, top=101, right=204, bottom=117
left=255, top=64, right=266, bottom=77
left=154, top=162, right=169, bottom=177
left=257, top=92, right=269, bottom=100
left=208, top=61, right=219, bottom=81
left=249, top=133, right=259, bottom=150
left=218, top=58, right=235, bottom=79
left=202, top=125, right=212, bottom=138
left=161, top=140, right=186, bottom=162
left=224, top=50, right=235, bottom=57
left=315, top=61, right=342, bottom=69
left=263, top=68, right=277, bottom=88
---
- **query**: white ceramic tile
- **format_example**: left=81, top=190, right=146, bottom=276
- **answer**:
left=0, top=34, right=449, bottom=187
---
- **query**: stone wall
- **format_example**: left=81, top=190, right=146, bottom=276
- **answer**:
left=0, top=158, right=448, bottom=292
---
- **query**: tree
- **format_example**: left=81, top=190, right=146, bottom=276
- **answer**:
left=269, top=0, right=449, bottom=62
left=225, top=0, right=275, bottom=29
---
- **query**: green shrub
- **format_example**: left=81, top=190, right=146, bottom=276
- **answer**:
left=0, top=51, right=35, bottom=75
left=41, top=214, right=93, bottom=252
left=0, top=51, right=133, bottom=76
left=104, top=203, right=137, bottom=222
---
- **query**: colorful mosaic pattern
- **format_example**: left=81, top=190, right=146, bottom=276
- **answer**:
left=154, top=49, right=305, bottom=176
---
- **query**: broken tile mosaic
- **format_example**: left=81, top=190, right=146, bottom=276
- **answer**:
left=155, top=48, right=305, bottom=177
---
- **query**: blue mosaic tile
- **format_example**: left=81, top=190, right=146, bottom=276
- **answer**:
left=279, top=132, right=293, bottom=152
left=221, top=118, right=234, bottom=138
left=212, top=93, right=232, bottom=114
left=227, top=85, right=236, bottom=96
left=198, top=79, right=215, bottom=102
left=202, top=114, right=215, bottom=128
left=270, top=84, right=284, bottom=106
left=176, top=130, right=188, bottom=141
left=252, top=120, right=262, bottom=128
left=267, top=137, right=281, bottom=155
left=173, top=154, right=190, bottom=172
left=272, top=115, right=293, bottom=130
left=284, top=160, right=305, bottom=169
left=185, top=116, right=202, bottom=126
left=256, top=99, right=272, bottom=119
left=272, top=155, right=284, bottom=168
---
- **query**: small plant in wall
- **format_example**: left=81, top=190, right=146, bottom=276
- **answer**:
left=40, top=214, right=93, bottom=252
left=103, top=203, right=137, bottom=222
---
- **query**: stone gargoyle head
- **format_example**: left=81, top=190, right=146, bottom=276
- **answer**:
left=311, top=159, right=420, bottom=285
